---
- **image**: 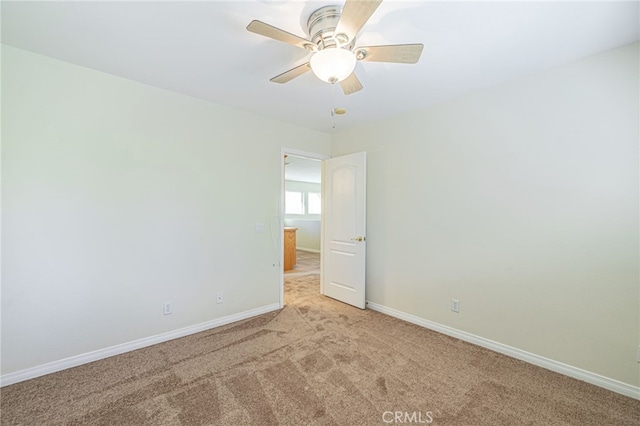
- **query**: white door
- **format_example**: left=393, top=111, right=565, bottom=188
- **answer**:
left=322, top=152, right=366, bottom=309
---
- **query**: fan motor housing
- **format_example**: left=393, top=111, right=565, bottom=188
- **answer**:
left=307, top=5, right=355, bottom=51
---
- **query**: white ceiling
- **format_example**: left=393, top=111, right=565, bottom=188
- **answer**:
left=2, top=1, right=638, bottom=133
left=285, top=155, right=322, bottom=183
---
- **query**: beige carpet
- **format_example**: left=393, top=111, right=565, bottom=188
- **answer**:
left=1, top=273, right=638, bottom=425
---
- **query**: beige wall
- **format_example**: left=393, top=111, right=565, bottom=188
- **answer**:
left=332, top=43, right=640, bottom=387
left=1, top=46, right=331, bottom=375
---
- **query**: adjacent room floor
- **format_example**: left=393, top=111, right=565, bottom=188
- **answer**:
left=284, top=250, right=320, bottom=276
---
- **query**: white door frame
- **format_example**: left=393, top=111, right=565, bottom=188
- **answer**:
left=279, top=148, right=329, bottom=308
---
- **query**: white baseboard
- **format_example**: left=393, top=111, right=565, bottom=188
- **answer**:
left=296, top=247, right=320, bottom=253
left=0, top=303, right=281, bottom=387
left=365, top=301, right=640, bottom=400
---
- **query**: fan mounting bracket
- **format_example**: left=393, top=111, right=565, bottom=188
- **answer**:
left=306, top=5, right=355, bottom=51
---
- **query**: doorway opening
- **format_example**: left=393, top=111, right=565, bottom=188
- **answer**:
left=280, top=149, right=328, bottom=308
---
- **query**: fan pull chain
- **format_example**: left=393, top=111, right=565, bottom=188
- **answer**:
left=330, top=81, right=338, bottom=129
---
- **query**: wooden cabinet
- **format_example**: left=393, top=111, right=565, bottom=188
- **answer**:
left=284, top=227, right=297, bottom=271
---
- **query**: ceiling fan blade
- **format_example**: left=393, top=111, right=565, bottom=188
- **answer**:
left=270, top=62, right=311, bottom=84
left=247, top=20, right=314, bottom=51
left=355, top=44, right=424, bottom=63
left=335, top=0, right=383, bottom=43
left=340, top=72, right=363, bottom=95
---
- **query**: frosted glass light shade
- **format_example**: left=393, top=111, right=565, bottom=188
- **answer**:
left=310, top=48, right=356, bottom=83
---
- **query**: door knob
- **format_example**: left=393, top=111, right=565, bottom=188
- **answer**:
left=350, top=236, right=365, bottom=242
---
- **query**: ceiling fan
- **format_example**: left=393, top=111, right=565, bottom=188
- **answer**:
left=247, top=0, right=423, bottom=95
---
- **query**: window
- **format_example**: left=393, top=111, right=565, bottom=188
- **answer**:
left=308, top=192, right=321, bottom=214
left=285, top=191, right=304, bottom=214
left=285, top=189, right=321, bottom=216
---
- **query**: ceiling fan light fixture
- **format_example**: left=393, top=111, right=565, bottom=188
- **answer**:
left=310, top=47, right=356, bottom=84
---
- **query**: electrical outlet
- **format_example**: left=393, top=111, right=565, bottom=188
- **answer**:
left=451, top=299, right=460, bottom=313
left=216, top=292, right=224, bottom=304
left=163, top=301, right=173, bottom=315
